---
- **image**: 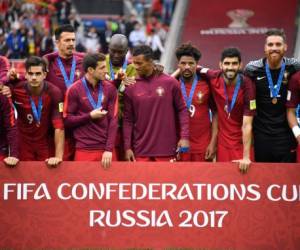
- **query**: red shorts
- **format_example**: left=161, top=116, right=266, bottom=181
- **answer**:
left=217, top=144, right=254, bottom=162
left=63, top=136, right=75, bottom=161
left=135, top=156, right=175, bottom=162
left=19, top=142, right=49, bottom=161
left=297, top=145, right=300, bottom=163
left=180, top=152, right=206, bottom=161
left=0, top=154, right=5, bottom=160
left=75, top=149, right=117, bottom=161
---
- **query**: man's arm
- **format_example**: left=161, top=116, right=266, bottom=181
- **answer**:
left=233, top=115, right=253, bottom=173
left=123, top=88, right=135, bottom=161
left=172, top=80, right=190, bottom=149
left=205, top=112, right=218, bottom=160
left=1, top=95, right=19, bottom=167
left=102, top=86, right=119, bottom=169
left=287, top=108, right=300, bottom=144
left=63, top=86, right=92, bottom=128
left=0, top=56, right=9, bottom=83
left=46, top=128, right=65, bottom=167
left=286, top=72, right=300, bottom=143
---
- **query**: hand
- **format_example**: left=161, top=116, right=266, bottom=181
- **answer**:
left=101, top=151, right=112, bottom=169
left=90, top=109, right=108, bottom=119
left=121, top=76, right=136, bottom=87
left=177, top=139, right=189, bottom=150
left=0, top=85, right=12, bottom=98
left=7, top=67, right=19, bottom=81
left=125, top=149, right=136, bottom=162
left=153, top=64, right=164, bottom=75
left=205, top=142, right=216, bottom=160
left=232, top=158, right=251, bottom=174
left=116, top=68, right=126, bottom=80
left=4, top=156, right=19, bottom=167
left=171, top=68, right=180, bottom=78
left=45, top=157, right=62, bottom=167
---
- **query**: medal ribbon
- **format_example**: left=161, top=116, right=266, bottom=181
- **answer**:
left=223, top=74, right=241, bottom=114
left=180, top=75, right=198, bottom=109
left=296, top=104, right=300, bottom=126
left=265, top=61, right=286, bottom=98
left=57, top=56, right=76, bottom=88
left=82, top=77, right=103, bottom=109
left=29, top=96, right=42, bottom=125
left=109, top=58, right=128, bottom=80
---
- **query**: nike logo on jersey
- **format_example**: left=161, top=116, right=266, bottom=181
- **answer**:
left=256, top=76, right=266, bottom=80
left=14, top=101, right=23, bottom=105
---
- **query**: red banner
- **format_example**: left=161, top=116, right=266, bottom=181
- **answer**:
left=183, top=0, right=298, bottom=68
left=0, top=162, right=300, bottom=249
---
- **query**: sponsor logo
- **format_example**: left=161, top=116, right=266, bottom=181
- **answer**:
left=250, top=99, right=256, bottom=110
left=200, top=9, right=269, bottom=35
left=256, top=76, right=266, bottom=80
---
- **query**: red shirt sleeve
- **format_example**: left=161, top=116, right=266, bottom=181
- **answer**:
left=0, top=56, right=9, bottom=84
left=172, top=80, right=189, bottom=139
left=105, top=83, right=118, bottom=152
left=48, top=83, right=64, bottom=129
left=63, top=83, right=91, bottom=127
left=1, top=95, right=19, bottom=157
left=122, top=87, right=134, bottom=150
left=286, top=71, right=300, bottom=108
left=242, top=76, right=256, bottom=116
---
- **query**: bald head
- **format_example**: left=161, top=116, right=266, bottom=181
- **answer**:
left=109, top=34, right=128, bottom=66
left=110, top=34, right=128, bottom=48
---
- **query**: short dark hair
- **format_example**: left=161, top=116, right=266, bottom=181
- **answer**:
left=221, top=47, right=241, bottom=62
left=83, top=53, right=106, bottom=73
left=175, top=43, right=201, bottom=62
left=55, top=24, right=75, bottom=40
left=25, top=56, right=47, bottom=72
left=265, top=28, right=286, bottom=42
left=132, top=45, right=154, bottom=61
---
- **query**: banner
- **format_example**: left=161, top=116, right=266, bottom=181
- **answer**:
left=182, top=0, right=298, bottom=68
left=0, top=162, right=300, bottom=249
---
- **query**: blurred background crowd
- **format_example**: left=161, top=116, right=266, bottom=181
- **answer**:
left=0, top=0, right=175, bottom=60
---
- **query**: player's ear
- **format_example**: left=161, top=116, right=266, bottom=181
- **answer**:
left=239, top=62, right=243, bottom=70
left=219, top=61, right=222, bottom=70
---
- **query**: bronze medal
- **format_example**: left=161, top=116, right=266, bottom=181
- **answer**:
left=272, top=98, right=277, bottom=104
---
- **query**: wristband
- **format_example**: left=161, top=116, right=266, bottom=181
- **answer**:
left=292, top=125, right=300, bottom=138
left=178, top=147, right=189, bottom=153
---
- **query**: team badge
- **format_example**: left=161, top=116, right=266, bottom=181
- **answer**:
left=76, top=70, right=81, bottom=79
left=58, top=102, right=64, bottom=112
left=197, top=91, right=203, bottom=103
left=156, top=86, right=165, bottom=96
left=282, top=71, right=289, bottom=85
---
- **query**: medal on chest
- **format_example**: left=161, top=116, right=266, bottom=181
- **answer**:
left=265, top=61, right=286, bottom=105
left=223, top=74, right=241, bottom=119
left=180, top=75, right=199, bottom=118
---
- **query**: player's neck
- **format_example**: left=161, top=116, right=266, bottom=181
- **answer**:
left=85, top=74, right=98, bottom=88
left=224, top=76, right=237, bottom=86
left=182, top=74, right=196, bottom=84
left=142, top=67, right=154, bottom=78
left=267, top=58, right=283, bottom=70
left=111, top=58, right=125, bottom=67
left=58, top=51, right=73, bottom=60
left=28, top=82, right=44, bottom=96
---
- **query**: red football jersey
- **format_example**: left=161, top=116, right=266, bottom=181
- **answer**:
left=12, top=81, right=64, bottom=151
left=205, top=70, right=256, bottom=148
left=180, top=76, right=215, bottom=153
